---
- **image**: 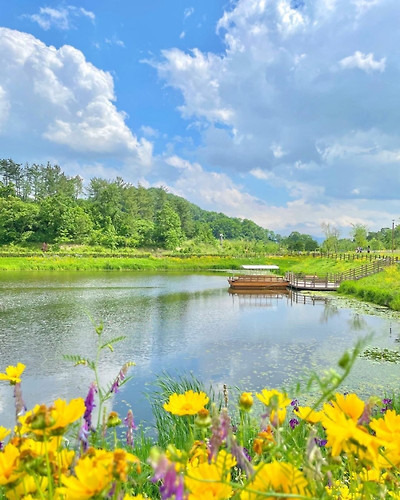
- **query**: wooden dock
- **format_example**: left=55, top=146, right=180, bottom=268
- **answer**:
left=286, top=257, right=397, bottom=291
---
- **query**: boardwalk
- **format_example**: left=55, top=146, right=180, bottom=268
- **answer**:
left=286, top=257, right=398, bottom=291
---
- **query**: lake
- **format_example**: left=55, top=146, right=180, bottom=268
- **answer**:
left=1, top=271, right=399, bottom=430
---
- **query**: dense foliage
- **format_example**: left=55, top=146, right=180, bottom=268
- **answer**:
left=1, top=158, right=397, bottom=252
left=0, top=159, right=282, bottom=249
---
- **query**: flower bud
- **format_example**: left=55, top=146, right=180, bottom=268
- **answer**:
left=239, top=392, right=253, bottom=411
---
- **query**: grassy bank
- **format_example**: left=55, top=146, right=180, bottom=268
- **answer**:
left=0, top=254, right=374, bottom=272
left=339, top=265, right=400, bottom=311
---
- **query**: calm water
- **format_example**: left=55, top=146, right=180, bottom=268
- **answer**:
left=0, top=271, right=399, bottom=430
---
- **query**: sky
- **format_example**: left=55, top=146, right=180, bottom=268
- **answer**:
left=0, top=0, right=399, bottom=237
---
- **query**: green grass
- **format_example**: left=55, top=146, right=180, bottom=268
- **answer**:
left=0, top=252, right=378, bottom=272
left=338, top=265, right=400, bottom=310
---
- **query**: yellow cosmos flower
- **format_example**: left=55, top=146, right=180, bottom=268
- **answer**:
left=163, top=390, right=209, bottom=416
left=0, top=363, right=25, bottom=385
left=0, top=426, right=11, bottom=442
left=256, top=389, right=290, bottom=426
left=370, top=410, right=400, bottom=468
left=241, top=461, right=309, bottom=500
left=0, top=443, right=21, bottom=486
left=19, top=398, right=85, bottom=436
left=5, top=475, right=48, bottom=500
left=295, top=406, right=323, bottom=424
left=58, top=452, right=114, bottom=499
left=321, top=401, right=380, bottom=461
left=332, top=393, right=365, bottom=422
left=58, top=447, right=140, bottom=499
left=256, top=389, right=291, bottom=408
left=188, top=440, right=209, bottom=468
left=186, top=462, right=233, bottom=499
left=19, top=436, right=75, bottom=475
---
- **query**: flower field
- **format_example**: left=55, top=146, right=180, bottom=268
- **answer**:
left=1, top=331, right=399, bottom=499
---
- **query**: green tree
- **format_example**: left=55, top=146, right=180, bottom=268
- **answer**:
left=0, top=197, right=39, bottom=243
left=351, top=224, right=368, bottom=249
left=155, top=202, right=184, bottom=249
left=36, top=196, right=93, bottom=243
left=321, top=223, right=340, bottom=253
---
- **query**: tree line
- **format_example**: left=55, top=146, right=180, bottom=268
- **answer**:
left=1, top=158, right=397, bottom=251
left=0, top=159, right=283, bottom=249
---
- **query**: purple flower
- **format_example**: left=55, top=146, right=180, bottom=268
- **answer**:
left=289, top=418, right=299, bottom=429
left=110, top=378, right=120, bottom=394
left=84, top=382, right=97, bottom=430
left=229, top=439, right=253, bottom=477
left=151, top=454, right=184, bottom=500
left=314, top=438, right=327, bottom=447
left=208, top=407, right=230, bottom=460
left=124, top=409, right=137, bottom=447
left=79, top=421, right=90, bottom=452
left=110, top=363, right=133, bottom=394
left=290, top=399, right=299, bottom=411
left=382, top=398, right=393, bottom=406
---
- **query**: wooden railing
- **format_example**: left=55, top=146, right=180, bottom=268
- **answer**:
left=286, top=257, right=397, bottom=290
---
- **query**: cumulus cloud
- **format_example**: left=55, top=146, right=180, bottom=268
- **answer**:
left=149, top=0, right=399, bottom=233
left=0, top=28, right=152, bottom=167
left=28, top=5, right=95, bottom=30
left=339, top=51, right=386, bottom=73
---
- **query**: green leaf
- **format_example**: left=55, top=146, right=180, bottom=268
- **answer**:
left=100, top=336, right=126, bottom=350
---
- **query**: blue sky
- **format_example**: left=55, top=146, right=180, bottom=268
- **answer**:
left=0, top=0, right=399, bottom=237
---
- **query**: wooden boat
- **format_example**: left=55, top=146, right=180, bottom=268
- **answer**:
left=228, top=265, right=289, bottom=290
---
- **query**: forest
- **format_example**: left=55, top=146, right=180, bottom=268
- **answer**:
left=0, top=158, right=398, bottom=252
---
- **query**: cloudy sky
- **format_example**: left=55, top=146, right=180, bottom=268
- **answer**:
left=0, top=0, right=399, bottom=237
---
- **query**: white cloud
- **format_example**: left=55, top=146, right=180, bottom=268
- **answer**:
left=277, top=0, right=307, bottom=35
left=0, top=28, right=152, bottom=167
left=28, top=5, right=95, bottom=31
left=141, top=125, right=159, bottom=138
left=0, top=86, right=10, bottom=131
left=105, top=37, right=126, bottom=48
left=184, top=7, right=195, bottom=20
left=352, top=0, right=384, bottom=15
left=149, top=0, right=400, bottom=235
left=339, top=51, right=386, bottom=73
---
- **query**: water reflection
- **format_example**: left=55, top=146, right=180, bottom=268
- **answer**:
left=0, top=272, right=399, bottom=430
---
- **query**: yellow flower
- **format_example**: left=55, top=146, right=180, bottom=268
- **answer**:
left=333, top=393, right=365, bottom=422
left=163, top=390, right=209, bottom=416
left=370, top=410, right=400, bottom=468
left=253, top=426, right=275, bottom=455
left=18, top=436, right=75, bottom=476
left=256, top=389, right=290, bottom=426
left=5, top=475, right=48, bottom=500
left=0, top=363, right=25, bottom=385
left=0, top=443, right=21, bottom=486
left=295, top=406, right=323, bottom=424
left=19, top=398, right=85, bottom=436
left=239, top=392, right=254, bottom=411
left=186, top=449, right=236, bottom=498
left=112, top=449, right=141, bottom=481
left=0, top=426, right=11, bottom=442
left=321, top=399, right=379, bottom=461
left=241, top=461, right=309, bottom=500
left=58, top=450, right=114, bottom=499
left=188, top=440, right=209, bottom=468
left=256, top=389, right=290, bottom=408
